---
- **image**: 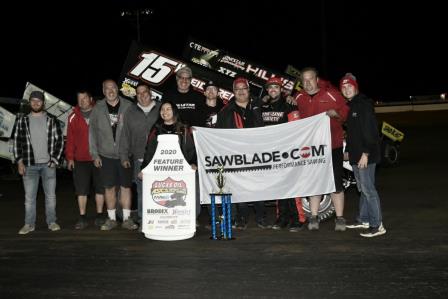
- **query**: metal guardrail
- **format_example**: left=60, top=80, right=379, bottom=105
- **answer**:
left=374, top=97, right=448, bottom=113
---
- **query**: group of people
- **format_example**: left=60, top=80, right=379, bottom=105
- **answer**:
left=13, top=65, right=386, bottom=238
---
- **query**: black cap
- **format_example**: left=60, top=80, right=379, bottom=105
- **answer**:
left=29, top=90, right=45, bottom=101
left=204, top=80, right=218, bottom=90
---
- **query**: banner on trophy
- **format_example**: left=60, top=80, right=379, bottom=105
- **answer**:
left=193, top=113, right=335, bottom=204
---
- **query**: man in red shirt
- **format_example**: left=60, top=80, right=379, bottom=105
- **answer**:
left=66, top=90, right=105, bottom=229
left=295, top=67, right=349, bottom=231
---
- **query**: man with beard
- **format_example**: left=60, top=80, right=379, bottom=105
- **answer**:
left=259, top=77, right=306, bottom=232
left=14, top=91, right=64, bottom=234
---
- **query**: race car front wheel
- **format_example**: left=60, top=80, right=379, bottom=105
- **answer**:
left=301, top=194, right=335, bottom=221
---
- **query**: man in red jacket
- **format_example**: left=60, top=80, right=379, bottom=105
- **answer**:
left=295, top=67, right=349, bottom=231
left=65, top=90, right=105, bottom=229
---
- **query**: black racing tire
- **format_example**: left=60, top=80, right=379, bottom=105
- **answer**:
left=301, top=194, right=335, bottom=221
left=382, top=142, right=400, bottom=167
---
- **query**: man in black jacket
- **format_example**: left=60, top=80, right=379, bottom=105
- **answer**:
left=340, top=73, right=386, bottom=238
left=216, top=77, right=269, bottom=230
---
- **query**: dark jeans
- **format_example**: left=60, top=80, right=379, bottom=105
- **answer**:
left=234, top=201, right=266, bottom=223
left=352, top=163, right=383, bottom=228
left=277, top=198, right=300, bottom=225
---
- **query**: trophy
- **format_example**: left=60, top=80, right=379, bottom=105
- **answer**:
left=216, top=164, right=226, bottom=194
left=210, top=164, right=233, bottom=240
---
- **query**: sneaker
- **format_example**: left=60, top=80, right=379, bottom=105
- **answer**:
left=121, top=219, right=138, bottom=230
left=335, top=217, right=346, bottom=232
left=346, top=221, right=369, bottom=229
left=236, top=217, right=248, bottom=230
left=289, top=222, right=305, bottom=233
left=308, top=216, right=319, bottom=231
left=256, top=220, right=272, bottom=229
left=101, top=219, right=118, bottom=231
left=75, top=217, right=88, bottom=230
left=18, top=224, right=35, bottom=235
left=360, top=224, right=387, bottom=238
left=94, top=215, right=106, bottom=227
left=48, top=222, right=61, bottom=232
left=272, top=219, right=288, bottom=230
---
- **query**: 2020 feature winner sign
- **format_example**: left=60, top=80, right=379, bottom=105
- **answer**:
left=141, top=134, right=196, bottom=241
left=193, top=113, right=335, bottom=204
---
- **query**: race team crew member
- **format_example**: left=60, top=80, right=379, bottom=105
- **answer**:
left=295, top=67, right=349, bottom=231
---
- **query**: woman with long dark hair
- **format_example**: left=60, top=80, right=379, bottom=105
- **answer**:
left=140, top=100, right=197, bottom=172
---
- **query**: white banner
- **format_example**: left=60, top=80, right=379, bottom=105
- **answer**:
left=193, top=112, right=335, bottom=204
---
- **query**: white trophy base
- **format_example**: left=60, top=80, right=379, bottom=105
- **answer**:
left=144, top=232, right=195, bottom=241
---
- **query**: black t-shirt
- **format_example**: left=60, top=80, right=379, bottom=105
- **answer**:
left=162, top=89, right=206, bottom=127
left=204, top=100, right=224, bottom=128
left=106, top=100, right=120, bottom=140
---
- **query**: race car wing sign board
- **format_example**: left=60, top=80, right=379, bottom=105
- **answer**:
left=119, top=41, right=235, bottom=105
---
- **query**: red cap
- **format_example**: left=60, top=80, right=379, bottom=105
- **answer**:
left=265, top=77, right=283, bottom=88
left=339, top=73, right=358, bottom=91
left=233, top=77, right=249, bottom=90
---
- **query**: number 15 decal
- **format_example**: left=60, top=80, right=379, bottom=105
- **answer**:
left=129, top=52, right=179, bottom=85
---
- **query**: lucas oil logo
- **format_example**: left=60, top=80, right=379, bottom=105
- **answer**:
left=151, top=177, right=187, bottom=208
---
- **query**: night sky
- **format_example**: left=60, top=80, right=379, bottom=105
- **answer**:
left=1, top=0, right=446, bottom=105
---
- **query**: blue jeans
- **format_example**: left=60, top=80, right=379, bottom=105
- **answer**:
left=352, top=163, right=382, bottom=227
left=22, top=163, right=57, bottom=225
